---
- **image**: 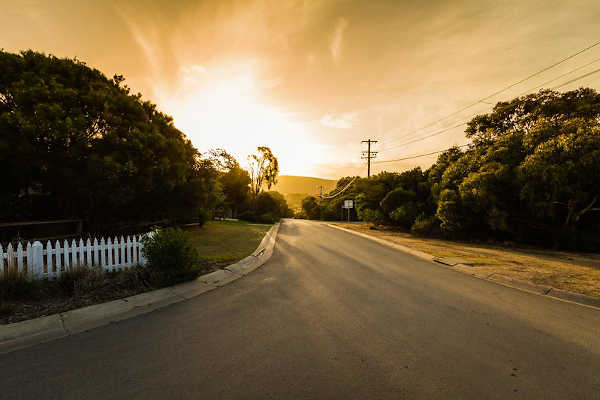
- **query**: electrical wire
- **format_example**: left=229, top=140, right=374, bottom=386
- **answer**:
left=377, top=38, right=600, bottom=148
left=320, top=176, right=359, bottom=199
left=378, top=54, right=600, bottom=158
left=551, top=67, right=600, bottom=89
left=373, top=144, right=470, bottom=164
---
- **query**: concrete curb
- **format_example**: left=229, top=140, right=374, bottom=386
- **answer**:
left=327, top=223, right=600, bottom=311
left=0, top=222, right=281, bottom=355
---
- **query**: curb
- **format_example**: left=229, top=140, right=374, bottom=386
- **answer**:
left=0, top=222, right=281, bottom=355
left=326, top=223, right=600, bottom=311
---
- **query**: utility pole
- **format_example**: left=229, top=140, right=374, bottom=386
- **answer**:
left=361, top=139, right=378, bottom=178
left=317, top=185, right=324, bottom=198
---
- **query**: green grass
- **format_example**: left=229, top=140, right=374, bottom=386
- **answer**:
left=186, top=220, right=272, bottom=266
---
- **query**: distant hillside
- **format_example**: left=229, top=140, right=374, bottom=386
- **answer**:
left=266, top=175, right=337, bottom=210
left=268, top=175, right=337, bottom=196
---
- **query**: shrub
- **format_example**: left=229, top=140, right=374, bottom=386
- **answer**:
left=57, top=267, right=97, bottom=296
left=142, top=228, right=200, bottom=285
left=410, top=214, right=441, bottom=237
left=0, top=269, right=38, bottom=301
left=389, top=204, right=418, bottom=229
left=257, top=212, right=278, bottom=224
left=358, top=207, right=386, bottom=225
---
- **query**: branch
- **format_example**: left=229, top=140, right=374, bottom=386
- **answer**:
left=574, top=195, right=599, bottom=222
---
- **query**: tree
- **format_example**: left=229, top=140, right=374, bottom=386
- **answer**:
left=267, top=191, right=293, bottom=218
left=519, top=120, right=600, bottom=229
left=247, top=146, right=279, bottom=197
left=0, top=50, right=218, bottom=226
left=301, top=196, right=321, bottom=220
left=206, top=148, right=239, bottom=172
left=218, top=166, right=251, bottom=218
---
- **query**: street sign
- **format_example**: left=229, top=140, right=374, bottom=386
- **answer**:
left=343, top=199, right=354, bottom=209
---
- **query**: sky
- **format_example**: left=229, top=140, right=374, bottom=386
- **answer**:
left=2, top=0, right=600, bottom=178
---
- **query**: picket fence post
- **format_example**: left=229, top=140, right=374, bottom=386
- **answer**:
left=6, top=243, right=14, bottom=272
left=31, top=241, right=43, bottom=279
left=0, top=244, right=4, bottom=277
left=46, top=241, right=53, bottom=278
left=16, top=243, right=23, bottom=273
left=55, top=241, right=62, bottom=276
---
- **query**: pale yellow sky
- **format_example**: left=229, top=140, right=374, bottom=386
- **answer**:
left=2, top=0, right=600, bottom=178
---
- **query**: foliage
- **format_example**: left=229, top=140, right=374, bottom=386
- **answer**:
left=410, top=214, right=441, bottom=236
left=141, top=228, right=200, bottom=285
left=210, top=148, right=251, bottom=219
left=241, top=191, right=290, bottom=223
left=301, top=196, right=321, bottom=220
left=0, top=50, right=218, bottom=226
left=303, top=89, right=600, bottom=250
left=248, top=146, right=279, bottom=196
left=267, top=191, right=294, bottom=218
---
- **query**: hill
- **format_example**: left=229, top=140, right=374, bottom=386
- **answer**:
left=269, top=175, right=337, bottom=195
left=267, top=175, right=337, bottom=210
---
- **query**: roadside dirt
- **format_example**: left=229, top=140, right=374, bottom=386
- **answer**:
left=0, top=259, right=219, bottom=325
left=332, top=223, right=600, bottom=298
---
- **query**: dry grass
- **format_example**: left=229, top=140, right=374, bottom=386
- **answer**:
left=332, top=223, right=600, bottom=298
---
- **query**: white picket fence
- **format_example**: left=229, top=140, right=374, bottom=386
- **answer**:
left=0, top=234, right=150, bottom=280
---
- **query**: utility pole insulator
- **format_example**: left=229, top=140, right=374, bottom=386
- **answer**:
left=361, top=139, right=378, bottom=178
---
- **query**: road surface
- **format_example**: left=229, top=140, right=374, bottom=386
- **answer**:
left=1, top=219, right=599, bottom=399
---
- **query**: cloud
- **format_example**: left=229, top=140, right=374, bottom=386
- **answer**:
left=180, top=64, right=207, bottom=83
left=320, top=112, right=356, bottom=129
left=330, top=17, right=348, bottom=65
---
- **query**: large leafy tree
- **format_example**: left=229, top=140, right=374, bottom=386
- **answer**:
left=0, top=50, right=217, bottom=226
left=519, top=119, right=600, bottom=229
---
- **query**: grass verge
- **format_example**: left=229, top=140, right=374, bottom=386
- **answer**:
left=185, top=220, right=272, bottom=268
left=1, top=220, right=273, bottom=324
left=332, top=223, right=600, bottom=298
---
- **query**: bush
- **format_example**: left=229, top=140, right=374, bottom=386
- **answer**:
left=0, top=269, right=38, bottom=301
left=142, top=228, right=200, bottom=285
left=389, top=204, right=418, bottom=228
left=257, top=212, right=278, bottom=224
left=358, top=207, right=386, bottom=225
left=410, top=214, right=441, bottom=237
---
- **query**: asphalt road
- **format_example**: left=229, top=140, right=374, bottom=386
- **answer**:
left=1, top=219, right=599, bottom=399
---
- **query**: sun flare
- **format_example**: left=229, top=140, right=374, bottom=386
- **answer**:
left=158, top=66, right=325, bottom=176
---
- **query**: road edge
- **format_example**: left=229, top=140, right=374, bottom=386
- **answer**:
left=326, top=223, right=600, bottom=311
left=0, top=221, right=281, bottom=355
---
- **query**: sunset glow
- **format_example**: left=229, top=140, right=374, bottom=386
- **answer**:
left=158, top=65, right=328, bottom=175
left=3, top=1, right=600, bottom=178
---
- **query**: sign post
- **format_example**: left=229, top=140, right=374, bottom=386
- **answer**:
left=342, top=199, right=354, bottom=222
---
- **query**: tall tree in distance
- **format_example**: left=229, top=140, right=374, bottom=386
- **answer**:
left=248, top=146, right=279, bottom=197
left=206, top=148, right=240, bottom=172
left=207, top=148, right=251, bottom=218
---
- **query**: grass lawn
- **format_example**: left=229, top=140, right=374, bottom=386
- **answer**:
left=332, top=223, right=600, bottom=298
left=186, top=220, right=272, bottom=268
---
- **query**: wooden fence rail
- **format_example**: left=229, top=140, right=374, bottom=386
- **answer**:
left=0, top=233, right=150, bottom=279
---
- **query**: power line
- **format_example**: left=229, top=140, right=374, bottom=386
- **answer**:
left=373, top=144, right=470, bottom=164
left=379, top=122, right=468, bottom=154
left=320, top=176, right=359, bottom=199
left=551, top=67, right=600, bottom=89
left=375, top=65, right=600, bottom=164
left=518, top=56, right=600, bottom=95
left=379, top=55, right=600, bottom=158
left=377, top=38, right=600, bottom=148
